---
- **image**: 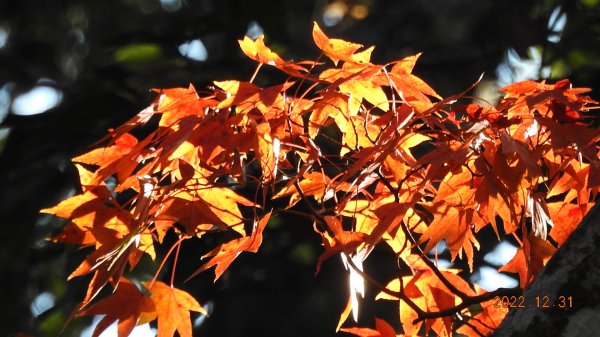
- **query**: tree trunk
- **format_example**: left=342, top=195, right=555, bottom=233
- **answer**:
left=491, top=203, right=600, bottom=337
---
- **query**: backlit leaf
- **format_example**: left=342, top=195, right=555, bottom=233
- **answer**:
left=81, top=278, right=155, bottom=337
left=312, top=22, right=367, bottom=65
left=142, top=281, right=206, bottom=337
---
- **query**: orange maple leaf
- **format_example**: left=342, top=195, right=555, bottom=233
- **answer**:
left=316, top=215, right=369, bottom=273
left=238, top=35, right=309, bottom=77
left=142, top=281, right=207, bottom=337
left=456, top=297, right=508, bottom=336
left=73, top=133, right=138, bottom=168
left=341, top=317, right=397, bottom=337
left=312, top=22, right=370, bottom=65
left=499, top=233, right=556, bottom=287
left=81, top=278, right=155, bottom=337
left=153, top=85, right=218, bottom=127
left=187, top=212, right=272, bottom=281
left=419, top=203, right=480, bottom=272
left=548, top=201, right=594, bottom=246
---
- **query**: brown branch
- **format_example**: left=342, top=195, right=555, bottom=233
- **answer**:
left=293, top=179, right=329, bottom=233
left=376, top=168, right=399, bottom=203
left=414, top=286, right=522, bottom=323
left=343, top=248, right=523, bottom=325
left=375, top=166, right=473, bottom=301
left=457, top=318, right=487, bottom=337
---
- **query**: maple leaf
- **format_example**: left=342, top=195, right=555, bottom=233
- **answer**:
left=214, top=80, right=294, bottom=115
left=42, top=171, right=158, bottom=306
left=153, top=85, right=218, bottom=127
left=341, top=317, right=397, bottom=337
left=376, top=276, right=424, bottom=335
left=154, top=196, right=223, bottom=236
left=377, top=261, right=477, bottom=336
left=548, top=201, right=594, bottom=246
left=238, top=35, right=309, bottom=77
left=312, top=22, right=370, bottom=65
left=319, top=64, right=389, bottom=115
left=198, top=187, right=256, bottom=232
left=142, top=281, right=207, bottom=337
left=342, top=76, right=388, bottom=115
left=499, top=80, right=540, bottom=96
left=499, top=132, right=542, bottom=178
left=387, top=53, right=441, bottom=111
left=499, top=233, right=555, bottom=287
left=69, top=231, right=140, bottom=306
left=81, top=278, right=155, bottom=337
left=456, top=298, right=508, bottom=336
left=309, top=91, right=350, bottom=138
left=273, top=171, right=333, bottom=208
left=420, top=203, right=481, bottom=272
left=41, top=164, right=124, bottom=231
left=73, top=133, right=138, bottom=168
left=341, top=326, right=381, bottom=337
left=41, top=188, right=122, bottom=244
left=547, top=160, right=589, bottom=200
left=316, top=215, right=369, bottom=273
left=187, top=212, right=272, bottom=281
left=238, top=35, right=284, bottom=66
left=255, top=121, right=277, bottom=182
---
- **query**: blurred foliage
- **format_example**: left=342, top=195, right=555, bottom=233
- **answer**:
left=0, top=0, right=598, bottom=336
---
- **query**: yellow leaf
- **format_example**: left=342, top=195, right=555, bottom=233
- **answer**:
left=312, top=22, right=366, bottom=65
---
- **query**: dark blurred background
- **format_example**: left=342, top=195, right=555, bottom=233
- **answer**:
left=1, top=0, right=599, bottom=336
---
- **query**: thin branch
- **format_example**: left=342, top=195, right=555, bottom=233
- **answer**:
left=413, top=286, right=522, bottom=323
left=376, top=168, right=399, bottom=203
left=293, top=179, right=327, bottom=227
left=457, top=318, right=487, bottom=337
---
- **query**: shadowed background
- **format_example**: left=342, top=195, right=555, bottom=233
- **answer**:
left=1, top=0, right=599, bottom=336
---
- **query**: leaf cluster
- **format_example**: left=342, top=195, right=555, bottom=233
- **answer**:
left=42, top=23, right=600, bottom=337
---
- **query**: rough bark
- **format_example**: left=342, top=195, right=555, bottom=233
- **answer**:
left=491, top=203, right=600, bottom=337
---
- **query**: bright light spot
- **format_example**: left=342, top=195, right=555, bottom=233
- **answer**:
left=0, top=26, right=8, bottom=49
left=426, top=243, right=452, bottom=268
left=0, top=83, right=13, bottom=123
left=547, top=7, right=567, bottom=43
left=323, top=1, right=348, bottom=27
left=12, top=86, right=63, bottom=116
left=541, top=65, right=551, bottom=78
left=473, top=266, right=518, bottom=291
left=30, top=292, right=56, bottom=317
left=483, top=241, right=518, bottom=266
left=273, top=137, right=281, bottom=179
left=525, top=119, right=539, bottom=138
left=341, top=253, right=365, bottom=322
left=82, top=316, right=156, bottom=337
left=160, top=0, right=182, bottom=12
left=547, top=34, right=561, bottom=43
left=496, top=47, right=542, bottom=87
left=246, top=21, right=264, bottom=39
left=428, top=240, right=448, bottom=255
left=434, top=259, right=452, bottom=269
left=178, top=39, right=208, bottom=62
left=193, top=301, right=213, bottom=327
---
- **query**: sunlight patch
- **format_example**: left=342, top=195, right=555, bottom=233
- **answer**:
left=12, top=86, right=63, bottom=116
left=178, top=39, right=208, bottom=61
